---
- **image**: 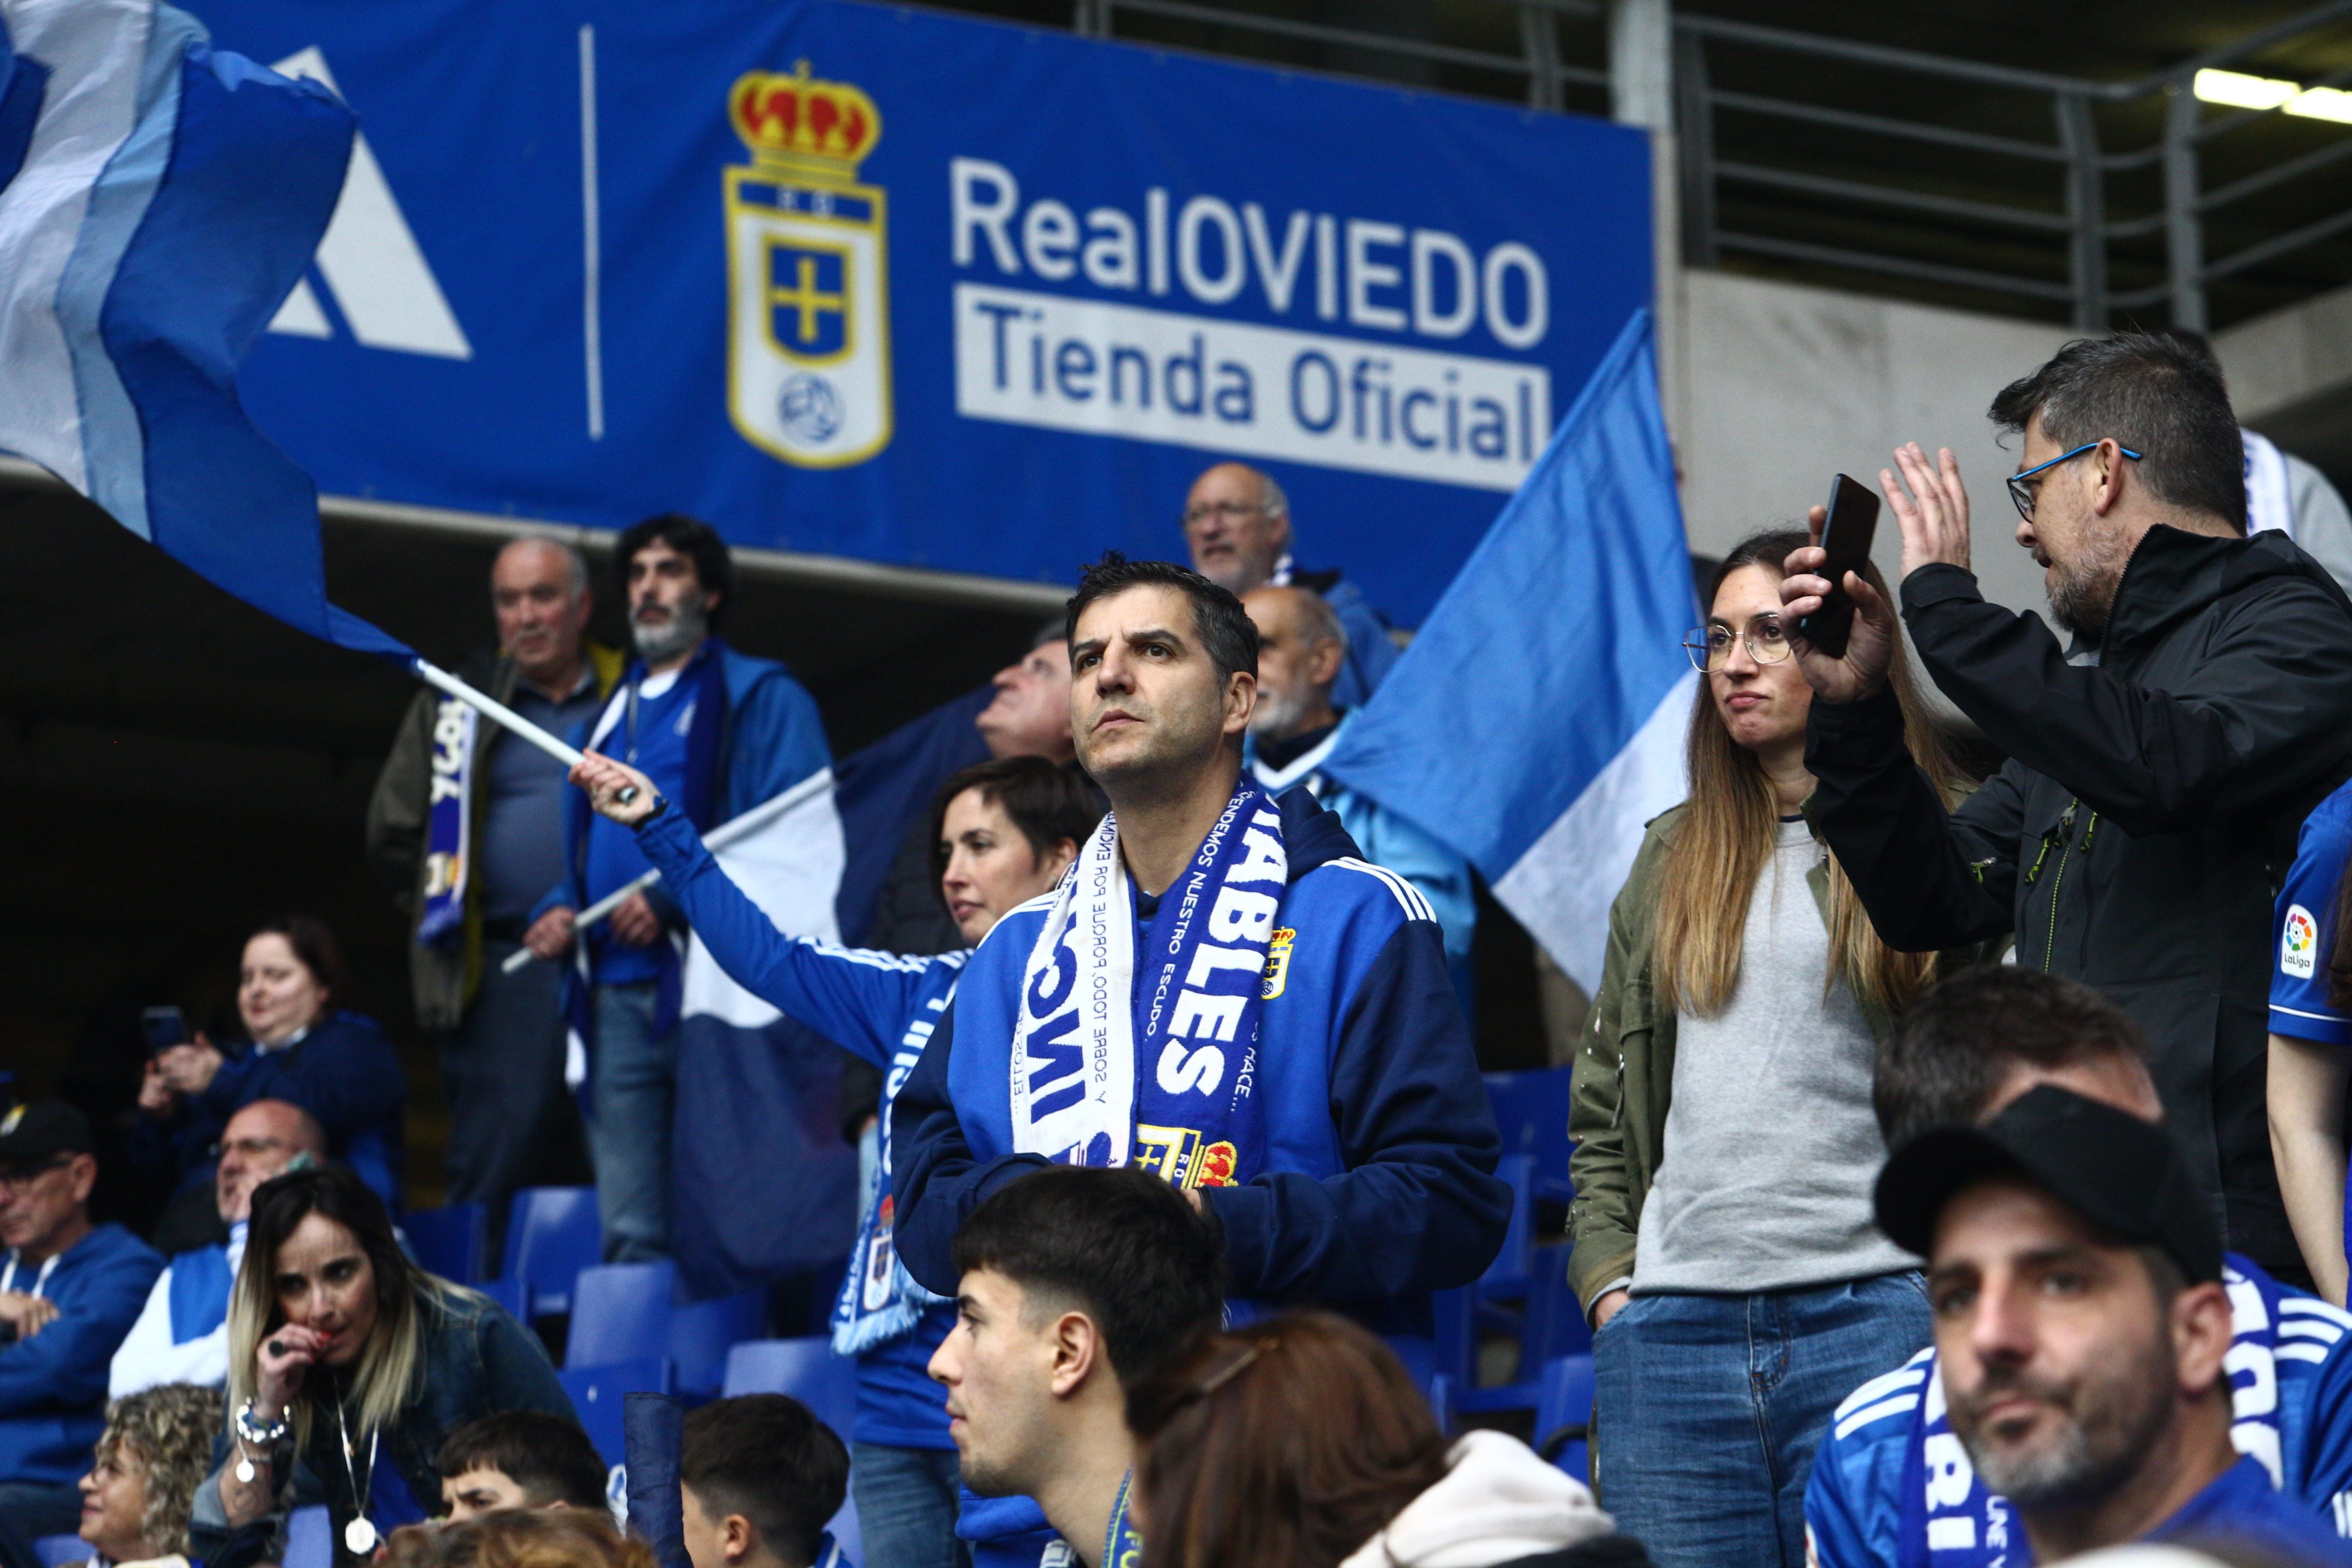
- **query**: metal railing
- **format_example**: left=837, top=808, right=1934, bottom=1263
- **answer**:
left=1044, top=0, right=2352, bottom=331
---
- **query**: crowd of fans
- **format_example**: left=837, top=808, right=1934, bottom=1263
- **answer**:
left=9, top=326, right=2352, bottom=1568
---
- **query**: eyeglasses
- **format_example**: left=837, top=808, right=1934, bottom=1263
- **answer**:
left=2006, top=441, right=2143, bottom=522
left=208, top=1136, right=291, bottom=1163
left=1180, top=499, right=1268, bottom=527
left=0, top=1158, right=70, bottom=1194
left=1684, top=615, right=1792, bottom=673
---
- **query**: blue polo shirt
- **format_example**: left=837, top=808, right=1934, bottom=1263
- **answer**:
left=2271, top=778, right=2352, bottom=1047
left=582, top=666, right=701, bottom=985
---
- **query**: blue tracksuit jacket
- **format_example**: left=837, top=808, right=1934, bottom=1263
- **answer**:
left=1805, top=1254, right=2352, bottom=1566
left=634, top=804, right=965, bottom=1449
left=890, top=785, right=1509, bottom=1333
left=0, top=1223, right=163, bottom=1484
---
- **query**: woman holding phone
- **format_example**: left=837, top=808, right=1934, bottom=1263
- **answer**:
left=1568, top=529, right=1984, bottom=1568
left=188, top=1166, right=570, bottom=1568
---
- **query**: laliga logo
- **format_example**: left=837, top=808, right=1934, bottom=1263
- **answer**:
left=724, top=62, right=893, bottom=468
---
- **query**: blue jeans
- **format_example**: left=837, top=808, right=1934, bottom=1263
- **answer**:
left=588, top=981, right=676, bottom=1262
left=1592, top=1273, right=1931, bottom=1568
left=853, top=1443, right=969, bottom=1568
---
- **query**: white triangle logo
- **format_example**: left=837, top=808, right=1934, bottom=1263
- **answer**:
left=266, top=48, right=472, bottom=360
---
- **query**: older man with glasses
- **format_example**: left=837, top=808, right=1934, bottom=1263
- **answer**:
left=108, top=1099, right=325, bottom=1400
left=0, top=1102, right=162, bottom=1568
left=1778, top=331, right=2352, bottom=1292
left=1180, top=460, right=1400, bottom=707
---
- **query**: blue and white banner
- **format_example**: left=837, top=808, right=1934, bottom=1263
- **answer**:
left=671, top=767, right=861, bottom=1296
left=0, top=0, right=406, bottom=659
left=176, top=0, right=1651, bottom=626
left=1321, top=310, right=1697, bottom=993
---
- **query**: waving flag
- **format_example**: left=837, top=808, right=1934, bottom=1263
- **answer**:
left=1321, top=309, right=1697, bottom=992
left=0, top=0, right=404, bottom=659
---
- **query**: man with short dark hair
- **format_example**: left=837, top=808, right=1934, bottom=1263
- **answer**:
left=679, top=1394, right=851, bottom=1568
left=892, top=553, right=1507, bottom=1334
left=1241, top=583, right=1473, bottom=989
left=371, top=536, right=621, bottom=1242
left=1783, top=331, right=2352, bottom=1283
left=1181, top=461, right=1397, bottom=706
left=931, top=1166, right=1223, bottom=1568
left=1869, top=1086, right=2352, bottom=1564
left=1807, top=967, right=2352, bottom=1568
left=438, top=1410, right=610, bottom=1520
left=110, top=1099, right=325, bottom=1397
left=0, top=1103, right=162, bottom=1568
left=526, top=513, right=831, bottom=1262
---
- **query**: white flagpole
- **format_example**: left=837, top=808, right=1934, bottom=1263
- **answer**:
left=498, top=766, right=837, bottom=974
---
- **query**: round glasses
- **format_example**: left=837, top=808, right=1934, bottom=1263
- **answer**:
left=1684, top=615, right=1792, bottom=673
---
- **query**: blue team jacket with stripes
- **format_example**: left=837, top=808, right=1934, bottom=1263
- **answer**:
left=890, top=785, right=1510, bottom=1334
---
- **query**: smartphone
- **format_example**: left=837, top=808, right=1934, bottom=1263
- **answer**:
left=140, top=1005, right=189, bottom=1055
left=1798, top=474, right=1882, bottom=659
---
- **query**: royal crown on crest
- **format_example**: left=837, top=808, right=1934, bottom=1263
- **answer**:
left=729, top=61, right=882, bottom=172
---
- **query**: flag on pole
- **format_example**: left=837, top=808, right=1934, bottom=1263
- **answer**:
left=0, top=0, right=407, bottom=660
left=671, top=768, right=863, bottom=1297
left=1320, top=309, right=1698, bottom=994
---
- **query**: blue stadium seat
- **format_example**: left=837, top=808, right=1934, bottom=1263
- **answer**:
left=561, top=1357, right=674, bottom=1467
left=1534, top=1353, right=1596, bottom=1482
left=502, top=1186, right=601, bottom=1318
left=285, top=1505, right=332, bottom=1568
left=1521, top=1242, right=1592, bottom=1369
left=568, top=1260, right=677, bottom=1369
left=671, top=1288, right=766, bottom=1397
left=478, top=1275, right=529, bottom=1322
left=1475, top=1154, right=1538, bottom=1300
left=33, top=1536, right=87, bottom=1568
left=720, top=1338, right=863, bottom=1563
left=1484, top=1067, right=1575, bottom=1203
left=405, top=1202, right=487, bottom=1285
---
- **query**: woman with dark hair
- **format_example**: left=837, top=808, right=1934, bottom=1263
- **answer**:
left=129, top=916, right=407, bottom=1208
left=1130, top=1311, right=1645, bottom=1568
left=186, top=1167, right=571, bottom=1568
left=567, top=747, right=1099, bottom=1568
left=1568, top=529, right=1983, bottom=1567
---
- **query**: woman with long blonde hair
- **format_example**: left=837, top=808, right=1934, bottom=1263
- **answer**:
left=186, top=1167, right=573, bottom=1568
left=1567, top=528, right=1982, bottom=1568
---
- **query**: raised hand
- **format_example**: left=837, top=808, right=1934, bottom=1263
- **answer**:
left=1780, top=504, right=1901, bottom=704
left=570, top=752, right=660, bottom=827
left=1883, top=442, right=1972, bottom=580
left=254, top=1322, right=325, bottom=1416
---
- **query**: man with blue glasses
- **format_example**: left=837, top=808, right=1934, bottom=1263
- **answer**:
left=1779, top=331, right=2352, bottom=1290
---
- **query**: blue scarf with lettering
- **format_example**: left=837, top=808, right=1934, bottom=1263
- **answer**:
left=832, top=989, right=953, bottom=1356
left=1897, top=1261, right=2291, bottom=1567
left=416, top=696, right=478, bottom=943
left=1010, top=781, right=1280, bottom=1191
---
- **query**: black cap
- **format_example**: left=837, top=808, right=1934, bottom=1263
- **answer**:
left=1874, top=1084, right=2222, bottom=1285
left=0, top=1100, right=95, bottom=1170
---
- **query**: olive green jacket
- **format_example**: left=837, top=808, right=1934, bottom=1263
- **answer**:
left=1565, top=802, right=1997, bottom=1313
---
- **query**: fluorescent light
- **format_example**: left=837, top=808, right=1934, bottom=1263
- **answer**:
left=2196, top=67, right=2299, bottom=110
left=2288, top=85, right=2352, bottom=124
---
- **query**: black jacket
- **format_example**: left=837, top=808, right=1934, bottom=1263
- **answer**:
left=1805, top=525, right=2352, bottom=1277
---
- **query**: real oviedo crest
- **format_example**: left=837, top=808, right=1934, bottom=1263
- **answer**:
left=725, top=63, right=892, bottom=467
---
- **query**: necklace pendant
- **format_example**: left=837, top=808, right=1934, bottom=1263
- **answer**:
left=235, top=1456, right=256, bottom=1484
left=345, top=1517, right=379, bottom=1555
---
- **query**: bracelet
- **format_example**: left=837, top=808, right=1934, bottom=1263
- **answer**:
left=233, top=1398, right=289, bottom=1448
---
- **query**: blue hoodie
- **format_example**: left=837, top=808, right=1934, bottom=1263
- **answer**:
left=890, top=786, right=1509, bottom=1334
left=0, top=1223, right=163, bottom=1484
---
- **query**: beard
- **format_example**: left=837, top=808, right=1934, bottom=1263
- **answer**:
left=2045, top=526, right=2135, bottom=643
left=1950, top=1335, right=2175, bottom=1510
left=634, top=594, right=708, bottom=666
left=1248, top=682, right=1317, bottom=742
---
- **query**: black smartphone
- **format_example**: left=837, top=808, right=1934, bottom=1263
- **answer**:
left=1798, top=474, right=1882, bottom=659
left=140, top=1005, right=189, bottom=1055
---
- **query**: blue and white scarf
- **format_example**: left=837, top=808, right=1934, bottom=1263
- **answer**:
left=1898, top=1261, right=2291, bottom=1566
left=417, top=696, right=478, bottom=943
left=1011, top=782, right=1282, bottom=1189
left=832, top=990, right=953, bottom=1356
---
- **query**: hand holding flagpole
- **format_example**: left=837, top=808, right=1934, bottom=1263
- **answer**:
left=410, top=659, right=638, bottom=804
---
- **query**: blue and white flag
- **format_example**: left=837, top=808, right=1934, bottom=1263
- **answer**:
left=671, top=767, right=862, bottom=1298
left=0, top=0, right=404, bottom=660
left=1321, top=309, right=1697, bottom=993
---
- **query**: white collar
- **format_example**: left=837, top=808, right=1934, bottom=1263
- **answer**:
left=1249, top=713, right=1350, bottom=793
left=1269, top=551, right=1295, bottom=587
left=253, top=1022, right=310, bottom=1057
